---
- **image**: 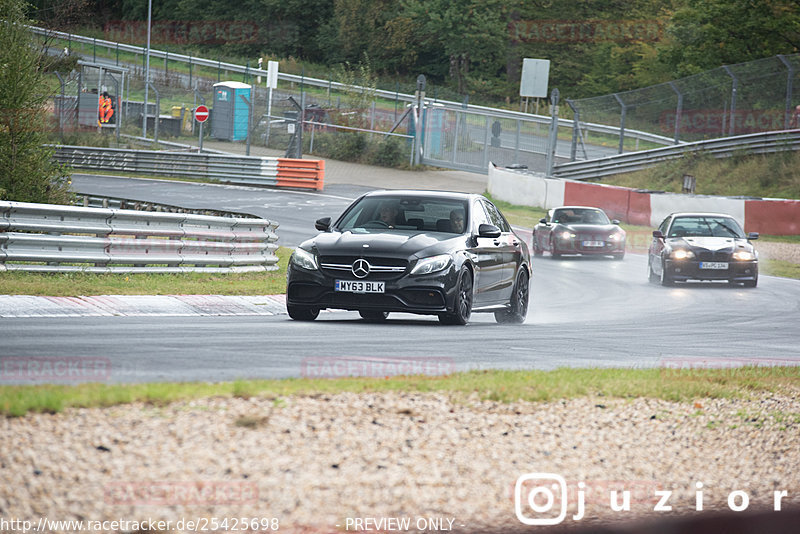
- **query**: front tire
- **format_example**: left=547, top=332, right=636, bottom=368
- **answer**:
left=648, top=257, right=659, bottom=283
left=495, top=269, right=529, bottom=324
left=660, top=258, right=674, bottom=286
left=439, top=268, right=473, bottom=325
left=287, top=304, right=319, bottom=321
left=532, top=233, right=543, bottom=256
left=550, top=236, right=561, bottom=259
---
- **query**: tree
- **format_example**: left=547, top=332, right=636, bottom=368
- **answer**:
left=0, top=0, right=70, bottom=204
left=398, top=0, right=509, bottom=94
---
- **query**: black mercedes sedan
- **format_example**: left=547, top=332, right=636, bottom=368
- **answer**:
left=532, top=206, right=626, bottom=259
left=286, top=191, right=531, bottom=324
left=648, top=212, right=759, bottom=287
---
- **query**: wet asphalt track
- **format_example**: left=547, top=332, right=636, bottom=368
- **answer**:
left=1, top=174, right=798, bottom=383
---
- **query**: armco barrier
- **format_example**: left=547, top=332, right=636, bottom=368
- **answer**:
left=51, top=145, right=324, bottom=190
left=0, top=201, right=279, bottom=273
left=488, top=163, right=800, bottom=235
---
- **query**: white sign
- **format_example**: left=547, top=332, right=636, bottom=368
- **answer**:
left=267, top=60, right=279, bottom=89
left=520, top=58, right=550, bottom=98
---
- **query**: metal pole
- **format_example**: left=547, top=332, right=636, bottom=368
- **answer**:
left=142, top=0, right=152, bottom=137
left=613, top=93, right=626, bottom=154
left=566, top=99, right=579, bottom=162
left=669, top=82, right=683, bottom=144
left=149, top=82, right=159, bottom=144
left=723, top=65, right=738, bottom=136
left=239, top=93, right=252, bottom=156
left=55, top=72, right=65, bottom=141
left=778, top=55, right=795, bottom=130
left=546, top=88, right=560, bottom=177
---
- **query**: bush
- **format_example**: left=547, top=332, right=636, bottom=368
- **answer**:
left=307, top=131, right=411, bottom=169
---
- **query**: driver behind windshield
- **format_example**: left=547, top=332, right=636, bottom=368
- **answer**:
left=449, top=209, right=465, bottom=233
left=378, top=203, right=400, bottom=227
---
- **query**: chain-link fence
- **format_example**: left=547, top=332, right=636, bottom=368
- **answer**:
left=569, top=54, right=800, bottom=149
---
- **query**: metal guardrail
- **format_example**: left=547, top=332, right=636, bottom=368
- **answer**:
left=31, top=25, right=675, bottom=149
left=0, top=201, right=279, bottom=273
left=51, top=145, right=325, bottom=189
left=75, top=193, right=254, bottom=219
left=552, top=129, right=800, bottom=180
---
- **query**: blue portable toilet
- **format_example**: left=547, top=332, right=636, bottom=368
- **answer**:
left=211, top=81, right=251, bottom=141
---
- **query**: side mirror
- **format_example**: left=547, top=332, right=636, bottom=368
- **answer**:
left=747, top=232, right=759, bottom=240
left=539, top=218, right=547, bottom=225
left=478, top=223, right=502, bottom=239
left=315, top=217, right=332, bottom=231
left=612, top=219, right=620, bottom=225
left=652, top=230, right=664, bottom=239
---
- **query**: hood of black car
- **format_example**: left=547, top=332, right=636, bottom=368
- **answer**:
left=305, top=230, right=458, bottom=259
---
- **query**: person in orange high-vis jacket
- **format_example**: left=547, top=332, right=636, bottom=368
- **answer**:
left=98, top=92, right=114, bottom=124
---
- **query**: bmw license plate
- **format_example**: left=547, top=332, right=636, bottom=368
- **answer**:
left=582, top=240, right=605, bottom=247
left=699, top=262, right=729, bottom=270
left=335, top=280, right=385, bottom=293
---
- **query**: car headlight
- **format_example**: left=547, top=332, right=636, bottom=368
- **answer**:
left=733, top=250, right=755, bottom=261
left=608, top=232, right=624, bottom=241
left=671, top=249, right=695, bottom=260
left=290, top=248, right=318, bottom=270
left=410, top=254, right=451, bottom=275
left=559, top=231, right=576, bottom=240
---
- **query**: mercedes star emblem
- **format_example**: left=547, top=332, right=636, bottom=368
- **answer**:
left=351, top=259, right=371, bottom=279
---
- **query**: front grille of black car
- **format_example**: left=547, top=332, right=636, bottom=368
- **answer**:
left=329, top=293, right=401, bottom=308
left=319, top=256, right=408, bottom=280
left=696, top=250, right=732, bottom=262
left=575, top=233, right=612, bottom=251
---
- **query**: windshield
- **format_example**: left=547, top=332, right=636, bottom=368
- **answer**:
left=668, top=216, right=745, bottom=238
left=336, top=196, right=469, bottom=234
left=552, top=208, right=610, bottom=225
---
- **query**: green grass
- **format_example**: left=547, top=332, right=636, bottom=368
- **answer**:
left=600, top=150, right=800, bottom=200
left=0, top=248, right=292, bottom=296
left=761, top=259, right=800, bottom=279
left=1, top=366, right=798, bottom=417
left=485, top=193, right=547, bottom=228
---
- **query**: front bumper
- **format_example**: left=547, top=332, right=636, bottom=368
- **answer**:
left=665, top=259, right=758, bottom=282
left=555, top=237, right=626, bottom=255
left=286, top=264, right=459, bottom=315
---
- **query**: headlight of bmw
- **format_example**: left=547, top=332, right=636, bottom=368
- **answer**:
left=559, top=231, right=576, bottom=240
left=608, top=232, right=624, bottom=241
left=733, top=250, right=756, bottom=261
left=290, top=248, right=319, bottom=270
left=411, top=254, right=451, bottom=275
left=671, top=249, right=695, bottom=260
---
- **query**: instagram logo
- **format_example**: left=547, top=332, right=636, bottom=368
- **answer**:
left=514, top=473, right=567, bottom=526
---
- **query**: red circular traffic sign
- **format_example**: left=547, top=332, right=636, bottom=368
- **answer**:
left=194, top=105, right=209, bottom=123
